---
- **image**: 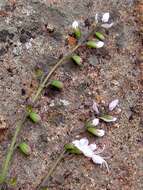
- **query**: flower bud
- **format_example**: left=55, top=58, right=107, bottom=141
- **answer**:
left=64, top=143, right=81, bottom=154
left=87, top=127, right=105, bottom=137
left=95, top=32, right=105, bottom=41
left=87, top=40, right=104, bottom=48
left=29, top=112, right=41, bottom=123
left=18, top=142, right=31, bottom=155
left=50, top=80, right=64, bottom=90
left=99, top=115, right=117, bottom=122
left=71, top=54, right=82, bottom=66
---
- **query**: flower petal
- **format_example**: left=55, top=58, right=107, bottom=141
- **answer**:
left=95, top=13, right=99, bottom=23
left=82, top=145, right=94, bottom=158
left=79, top=138, right=89, bottom=146
left=72, top=20, right=79, bottom=29
left=95, top=41, right=104, bottom=48
left=92, top=101, right=100, bottom=114
left=92, top=118, right=99, bottom=126
left=101, top=22, right=114, bottom=29
left=109, top=99, right=119, bottom=111
left=102, top=12, right=110, bottom=23
left=92, top=154, right=104, bottom=164
left=89, top=143, right=97, bottom=151
left=95, top=129, right=105, bottom=137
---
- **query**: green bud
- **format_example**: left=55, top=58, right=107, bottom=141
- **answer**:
left=64, top=143, right=81, bottom=154
left=85, top=121, right=94, bottom=128
left=18, top=142, right=31, bottom=156
left=87, top=127, right=96, bottom=135
left=95, top=32, right=105, bottom=41
left=74, top=28, right=81, bottom=39
left=50, top=80, right=64, bottom=90
left=86, top=40, right=104, bottom=48
left=29, top=112, right=41, bottom=123
left=71, top=54, right=82, bottom=66
left=87, top=127, right=105, bottom=137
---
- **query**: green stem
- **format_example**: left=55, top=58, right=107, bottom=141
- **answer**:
left=0, top=24, right=96, bottom=184
left=0, top=114, right=27, bottom=184
left=37, top=150, right=66, bottom=190
left=0, top=44, right=79, bottom=185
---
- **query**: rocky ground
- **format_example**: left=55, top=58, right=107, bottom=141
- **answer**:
left=0, top=0, right=142, bottom=190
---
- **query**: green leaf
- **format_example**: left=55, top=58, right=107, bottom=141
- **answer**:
left=95, top=32, right=105, bottom=41
left=71, top=54, right=82, bottom=66
left=50, top=80, right=64, bottom=90
left=74, top=28, right=81, bottom=39
left=64, top=143, right=81, bottom=154
left=29, top=112, right=41, bottom=123
left=99, top=115, right=117, bottom=122
left=18, top=142, right=31, bottom=156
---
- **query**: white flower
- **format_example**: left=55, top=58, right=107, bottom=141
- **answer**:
left=92, top=154, right=109, bottom=172
left=109, top=99, right=119, bottom=111
left=101, top=23, right=114, bottom=29
left=72, top=138, right=109, bottom=171
left=92, top=118, right=99, bottom=126
left=102, top=12, right=110, bottom=23
left=89, top=143, right=97, bottom=151
left=95, top=41, right=104, bottom=48
left=72, top=138, right=94, bottom=157
left=92, top=101, right=100, bottom=114
left=95, top=129, right=105, bottom=137
left=72, top=20, right=79, bottom=29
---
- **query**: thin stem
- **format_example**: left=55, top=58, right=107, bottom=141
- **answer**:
left=0, top=24, right=96, bottom=185
left=0, top=113, right=27, bottom=184
left=32, top=44, right=80, bottom=103
left=0, top=44, right=79, bottom=185
left=37, top=150, right=66, bottom=190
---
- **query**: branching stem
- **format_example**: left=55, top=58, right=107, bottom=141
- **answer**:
left=0, top=24, right=96, bottom=185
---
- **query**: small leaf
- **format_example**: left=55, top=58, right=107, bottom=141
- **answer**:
left=50, top=80, right=64, bottom=90
left=65, top=143, right=81, bottom=154
left=87, top=40, right=104, bottom=48
left=99, top=115, right=117, bottom=122
left=29, top=112, right=41, bottom=123
left=18, top=142, right=31, bottom=156
left=74, top=28, right=81, bottom=39
left=95, top=32, right=105, bottom=41
left=71, top=54, right=82, bottom=66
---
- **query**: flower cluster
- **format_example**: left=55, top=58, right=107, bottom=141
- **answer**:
left=64, top=13, right=118, bottom=172
left=65, top=99, right=120, bottom=172
left=71, top=12, right=113, bottom=51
